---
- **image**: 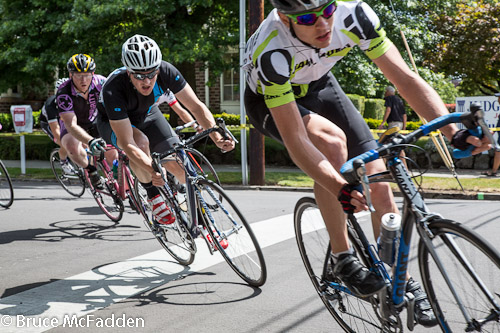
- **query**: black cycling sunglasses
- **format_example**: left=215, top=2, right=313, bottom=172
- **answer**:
left=131, top=69, right=158, bottom=81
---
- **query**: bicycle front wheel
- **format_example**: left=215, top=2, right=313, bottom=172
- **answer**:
left=196, top=179, right=266, bottom=287
left=0, top=159, right=14, bottom=208
left=184, top=148, right=220, bottom=185
left=134, top=182, right=195, bottom=266
left=49, top=149, right=85, bottom=197
left=418, top=218, right=500, bottom=332
left=294, top=197, right=382, bottom=332
left=85, top=165, right=124, bottom=222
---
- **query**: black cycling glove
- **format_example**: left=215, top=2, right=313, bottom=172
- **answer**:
left=451, top=129, right=471, bottom=150
left=338, top=184, right=363, bottom=214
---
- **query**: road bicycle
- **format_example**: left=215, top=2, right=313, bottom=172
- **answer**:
left=83, top=145, right=144, bottom=222
left=294, top=104, right=500, bottom=332
left=134, top=118, right=267, bottom=287
left=0, top=158, right=14, bottom=208
left=51, top=145, right=139, bottom=222
left=50, top=148, right=86, bottom=197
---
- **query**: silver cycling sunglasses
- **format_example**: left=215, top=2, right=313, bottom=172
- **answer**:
left=131, top=69, right=158, bottom=81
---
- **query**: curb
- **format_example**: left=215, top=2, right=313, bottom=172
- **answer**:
left=10, top=178, right=500, bottom=201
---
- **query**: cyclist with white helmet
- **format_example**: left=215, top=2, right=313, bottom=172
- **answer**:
left=97, top=34, right=234, bottom=225
left=56, top=54, right=115, bottom=187
left=40, top=78, right=73, bottom=173
left=243, top=0, right=489, bottom=327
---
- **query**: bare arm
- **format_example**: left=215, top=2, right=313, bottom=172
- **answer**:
left=373, top=45, right=487, bottom=152
left=48, top=121, right=62, bottom=145
left=379, top=106, right=391, bottom=128
left=175, top=84, right=235, bottom=152
left=60, top=112, right=94, bottom=144
left=171, top=102, right=195, bottom=124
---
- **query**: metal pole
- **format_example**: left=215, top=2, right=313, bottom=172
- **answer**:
left=239, top=0, right=248, bottom=185
left=20, top=135, right=26, bottom=174
left=248, top=0, right=265, bottom=185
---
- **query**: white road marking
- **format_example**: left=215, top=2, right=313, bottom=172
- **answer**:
left=0, top=211, right=371, bottom=332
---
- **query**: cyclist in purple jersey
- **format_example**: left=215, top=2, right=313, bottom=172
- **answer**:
left=56, top=54, right=116, bottom=187
left=97, top=34, right=234, bottom=225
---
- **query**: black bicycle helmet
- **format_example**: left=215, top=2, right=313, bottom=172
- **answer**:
left=66, top=54, right=96, bottom=73
left=269, top=0, right=331, bottom=14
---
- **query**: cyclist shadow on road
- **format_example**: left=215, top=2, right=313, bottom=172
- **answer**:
left=0, top=219, right=144, bottom=245
left=0, top=258, right=193, bottom=317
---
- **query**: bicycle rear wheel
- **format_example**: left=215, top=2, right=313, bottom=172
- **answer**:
left=49, top=148, right=85, bottom=197
left=0, top=159, right=14, bottom=208
left=134, top=182, right=195, bottom=265
left=85, top=163, right=124, bottom=222
left=294, top=197, right=382, bottom=332
left=418, top=218, right=500, bottom=332
left=196, top=179, right=266, bottom=287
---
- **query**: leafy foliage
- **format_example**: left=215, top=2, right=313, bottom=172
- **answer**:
left=424, top=0, right=500, bottom=94
left=0, top=0, right=240, bottom=99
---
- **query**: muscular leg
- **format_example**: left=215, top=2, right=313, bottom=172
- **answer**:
left=365, top=159, right=399, bottom=238
left=127, top=128, right=152, bottom=183
left=302, top=114, right=350, bottom=253
left=61, top=134, right=88, bottom=168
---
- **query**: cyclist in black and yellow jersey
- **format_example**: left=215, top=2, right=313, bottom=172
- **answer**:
left=243, top=0, right=489, bottom=327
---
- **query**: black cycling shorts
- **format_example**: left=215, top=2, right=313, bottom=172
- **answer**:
left=97, top=106, right=180, bottom=154
left=40, top=120, right=55, bottom=142
left=245, top=72, right=377, bottom=159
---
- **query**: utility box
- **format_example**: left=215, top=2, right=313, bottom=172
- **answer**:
left=10, top=105, right=33, bottom=134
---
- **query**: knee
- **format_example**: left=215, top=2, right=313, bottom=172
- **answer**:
left=135, top=137, right=150, bottom=153
left=370, top=182, right=396, bottom=209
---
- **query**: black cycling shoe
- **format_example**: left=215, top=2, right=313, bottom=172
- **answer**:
left=89, top=171, right=104, bottom=190
left=406, top=277, right=438, bottom=327
left=333, top=253, right=386, bottom=297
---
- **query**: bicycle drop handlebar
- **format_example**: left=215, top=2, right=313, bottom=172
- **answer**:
left=151, top=118, right=238, bottom=171
left=340, top=103, right=494, bottom=184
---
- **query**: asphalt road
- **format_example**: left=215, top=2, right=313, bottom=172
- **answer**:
left=0, top=182, right=499, bottom=332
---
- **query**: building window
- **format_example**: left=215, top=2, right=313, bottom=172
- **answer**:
left=221, top=56, right=240, bottom=102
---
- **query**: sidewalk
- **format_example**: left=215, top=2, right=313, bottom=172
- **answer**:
left=2, top=160, right=485, bottom=178
left=3, top=159, right=499, bottom=200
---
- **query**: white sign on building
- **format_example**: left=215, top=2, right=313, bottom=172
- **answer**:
left=455, top=96, right=500, bottom=129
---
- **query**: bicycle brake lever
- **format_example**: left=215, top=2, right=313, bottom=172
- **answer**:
left=355, top=161, right=375, bottom=212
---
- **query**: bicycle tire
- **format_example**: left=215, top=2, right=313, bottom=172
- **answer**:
left=123, top=166, right=140, bottom=214
left=184, top=148, right=221, bottom=186
left=0, top=159, right=14, bottom=208
left=49, top=149, right=85, bottom=197
left=418, top=218, right=500, bottom=332
left=85, top=162, right=124, bottom=222
left=196, top=179, right=266, bottom=287
left=134, top=181, right=196, bottom=265
left=294, top=197, right=383, bottom=332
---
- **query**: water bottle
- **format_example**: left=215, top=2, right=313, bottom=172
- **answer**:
left=112, top=159, right=119, bottom=179
left=377, top=213, right=401, bottom=265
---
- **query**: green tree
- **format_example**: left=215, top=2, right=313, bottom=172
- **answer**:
left=425, top=0, right=500, bottom=95
left=0, top=0, right=240, bottom=99
left=0, top=0, right=73, bottom=99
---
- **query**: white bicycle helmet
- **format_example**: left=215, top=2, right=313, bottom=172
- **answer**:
left=55, top=77, right=69, bottom=90
left=121, top=34, right=162, bottom=72
left=270, top=0, right=331, bottom=14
